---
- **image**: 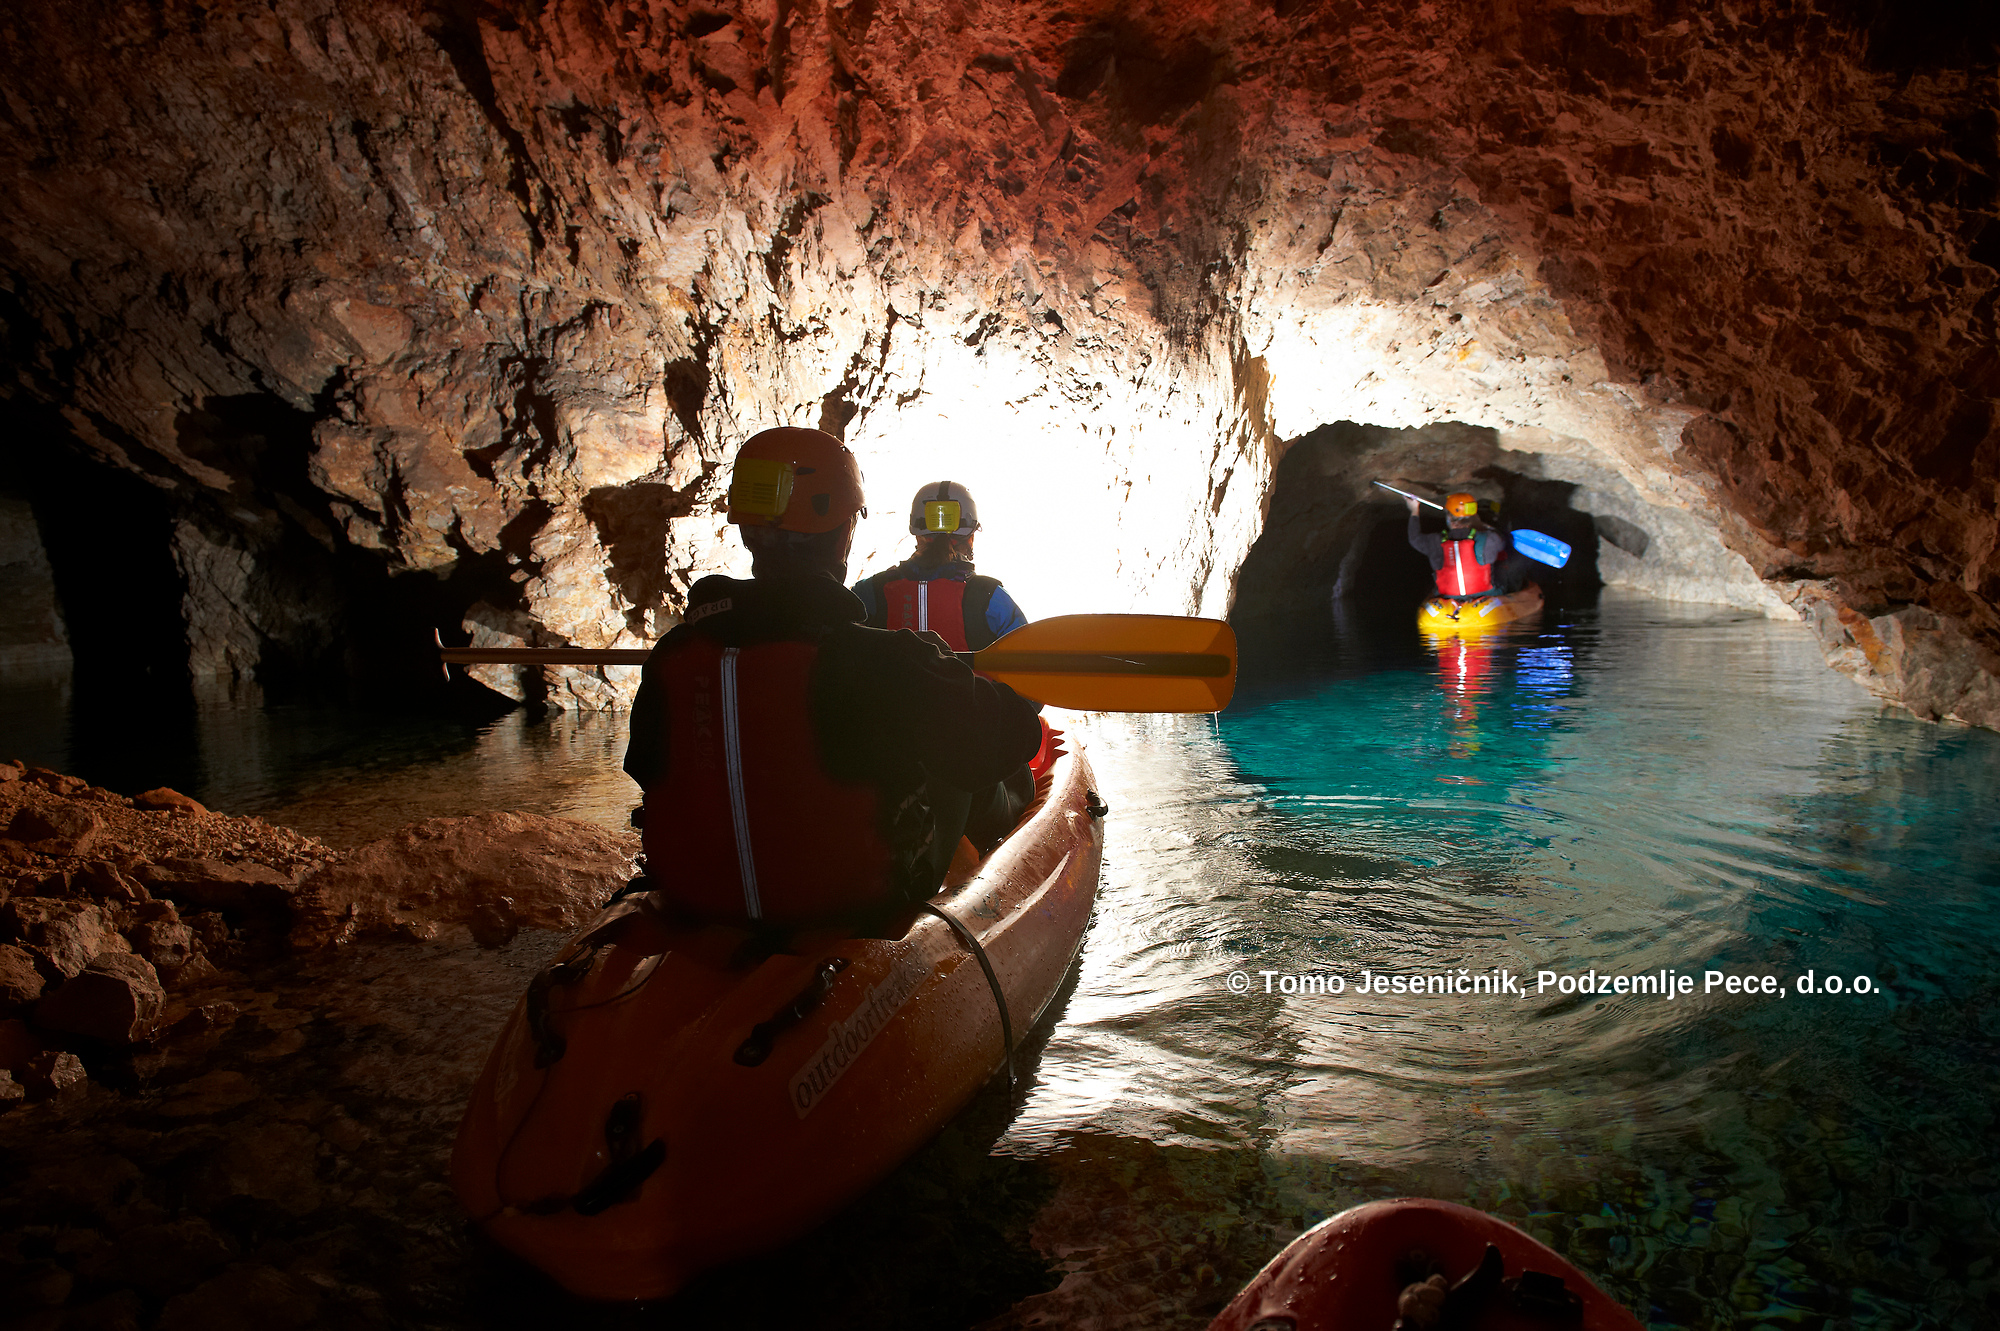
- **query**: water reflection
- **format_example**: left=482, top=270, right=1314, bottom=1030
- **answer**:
left=1002, top=595, right=2000, bottom=1328
left=5, top=594, right=1996, bottom=1327
left=0, top=676, right=638, bottom=847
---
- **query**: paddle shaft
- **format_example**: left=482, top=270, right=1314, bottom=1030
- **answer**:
left=437, top=645, right=1232, bottom=679
left=438, top=613, right=1239, bottom=712
left=1373, top=480, right=1442, bottom=510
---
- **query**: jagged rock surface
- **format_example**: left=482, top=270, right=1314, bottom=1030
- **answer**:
left=290, top=811, right=636, bottom=947
left=0, top=1, right=1995, bottom=723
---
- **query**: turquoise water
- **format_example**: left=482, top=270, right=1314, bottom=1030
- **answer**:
left=4, top=592, right=1997, bottom=1327
left=1006, top=594, right=2000, bottom=1328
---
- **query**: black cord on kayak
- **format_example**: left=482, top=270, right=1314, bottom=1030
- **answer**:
left=923, top=903, right=1016, bottom=1090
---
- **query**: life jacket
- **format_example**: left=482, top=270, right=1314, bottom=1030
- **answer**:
left=640, top=633, right=895, bottom=927
left=859, top=568, right=1002, bottom=651
left=1437, top=535, right=1495, bottom=598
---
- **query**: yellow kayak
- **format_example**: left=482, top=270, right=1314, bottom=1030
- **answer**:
left=1417, top=584, right=1543, bottom=635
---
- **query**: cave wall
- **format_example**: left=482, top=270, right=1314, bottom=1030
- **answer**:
left=0, top=491, right=70, bottom=683
left=0, top=0, right=1994, bottom=723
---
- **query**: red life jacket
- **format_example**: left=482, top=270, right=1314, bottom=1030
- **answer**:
left=880, top=575, right=972, bottom=651
left=639, top=635, right=893, bottom=926
left=1437, top=536, right=1495, bottom=598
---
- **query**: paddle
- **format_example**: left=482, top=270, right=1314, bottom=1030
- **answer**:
left=438, top=613, right=1238, bottom=713
left=1373, top=480, right=1573, bottom=569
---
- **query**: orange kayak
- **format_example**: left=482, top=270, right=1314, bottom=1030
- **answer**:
left=450, top=739, right=1104, bottom=1301
left=1209, top=1198, right=1644, bottom=1331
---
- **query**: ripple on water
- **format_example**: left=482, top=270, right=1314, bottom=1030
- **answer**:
left=5, top=594, right=1995, bottom=1328
left=1003, top=597, right=2000, bottom=1328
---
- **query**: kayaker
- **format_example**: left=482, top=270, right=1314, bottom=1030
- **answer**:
left=623, top=428, right=1042, bottom=928
left=850, top=481, right=1029, bottom=651
left=1405, top=491, right=1509, bottom=599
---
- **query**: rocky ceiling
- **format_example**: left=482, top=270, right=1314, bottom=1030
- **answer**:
left=1, top=0, right=1995, bottom=724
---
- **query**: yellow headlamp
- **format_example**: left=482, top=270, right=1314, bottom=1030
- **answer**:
left=921, top=499, right=963, bottom=534
left=728, top=457, right=793, bottom=520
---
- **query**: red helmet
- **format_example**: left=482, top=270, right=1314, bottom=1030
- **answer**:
left=725, top=428, right=866, bottom=534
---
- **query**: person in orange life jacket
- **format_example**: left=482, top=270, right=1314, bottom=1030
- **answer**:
left=1405, top=491, right=1510, bottom=599
left=622, top=429, right=1042, bottom=929
left=850, top=482, right=1029, bottom=652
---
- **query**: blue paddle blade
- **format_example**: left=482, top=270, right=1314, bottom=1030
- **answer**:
left=1513, top=528, right=1572, bottom=568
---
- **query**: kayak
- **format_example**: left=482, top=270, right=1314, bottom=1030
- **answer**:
left=1419, top=583, right=1544, bottom=636
left=1208, top=1197, right=1644, bottom=1331
left=450, top=734, right=1104, bottom=1301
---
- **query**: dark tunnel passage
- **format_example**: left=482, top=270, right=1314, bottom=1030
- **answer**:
left=1231, top=420, right=1609, bottom=625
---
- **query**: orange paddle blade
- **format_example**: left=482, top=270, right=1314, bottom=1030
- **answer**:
left=972, top=614, right=1237, bottom=713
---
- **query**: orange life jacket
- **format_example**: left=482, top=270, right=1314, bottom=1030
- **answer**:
left=640, top=635, right=893, bottom=926
left=1437, top=535, right=1495, bottom=598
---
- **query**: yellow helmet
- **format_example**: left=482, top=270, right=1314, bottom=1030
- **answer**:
left=725, top=428, right=866, bottom=534
left=1444, top=492, right=1479, bottom=519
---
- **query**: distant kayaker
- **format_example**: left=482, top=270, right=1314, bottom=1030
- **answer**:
left=1405, top=491, right=1509, bottom=599
left=623, top=429, right=1042, bottom=928
left=850, top=482, right=1029, bottom=652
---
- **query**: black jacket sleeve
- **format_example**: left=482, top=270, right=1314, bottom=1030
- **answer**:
left=813, top=625, right=1041, bottom=792
left=621, top=627, right=684, bottom=790
left=1408, top=514, right=1445, bottom=572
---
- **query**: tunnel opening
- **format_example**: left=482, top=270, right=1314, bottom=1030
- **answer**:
left=4, top=393, right=523, bottom=788
left=1233, top=420, right=1611, bottom=631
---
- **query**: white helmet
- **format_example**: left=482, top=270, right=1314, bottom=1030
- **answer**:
left=908, top=481, right=979, bottom=536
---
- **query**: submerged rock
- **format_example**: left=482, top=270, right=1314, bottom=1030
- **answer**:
left=135, top=857, right=296, bottom=914
left=35, top=951, right=166, bottom=1045
left=291, top=811, right=636, bottom=948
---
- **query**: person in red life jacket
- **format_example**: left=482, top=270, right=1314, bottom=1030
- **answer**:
left=850, top=482, right=1029, bottom=652
left=1405, top=491, right=1509, bottom=598
left=622, top=429, right=1041, bottom=929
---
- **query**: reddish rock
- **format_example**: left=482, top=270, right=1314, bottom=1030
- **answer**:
left=0, top=941, right=45, bottom=1011
left=291, top=812, right=636, bottom=947
left=467, top=898, right=521, bottom=948
left=36, top=951, right=165, bottom=1044
left=27, top=768, right=86, bottom=797
left=0, top=1067, right=21, bottom=1107
left=128, top=918, right=205, bottom=985
left=73, top=859, right=147, bottom=903
left=20, top=1048, right=87, bottom=1097
left=134, top=787, right=208, bottom=815
left=1, top=897, right=128, bottom=978
left=0, top=761, right=23, bottom=783
left=0, top=0, right=1994, bottom=729
left=134, top=898, right=182, bottom=925
left=4, top=802, right=107, bottom=858
left=135, top=857, right=294, bottom=913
